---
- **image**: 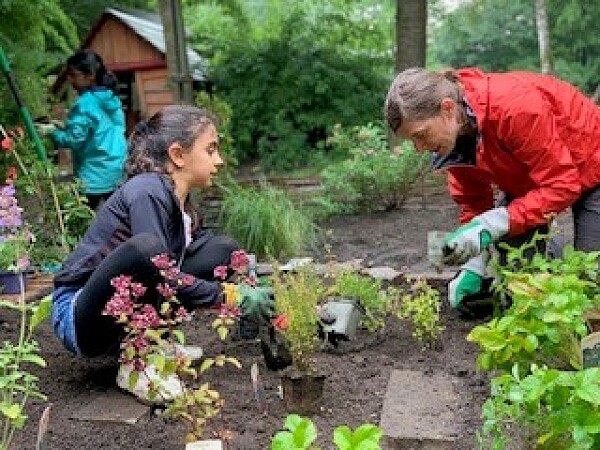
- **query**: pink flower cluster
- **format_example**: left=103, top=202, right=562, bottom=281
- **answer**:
left=213, top=249, right=257, bottom=286
left=102, top=254, right=193, bottom=369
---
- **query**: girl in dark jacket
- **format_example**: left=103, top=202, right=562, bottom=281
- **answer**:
left=52, top=105, right=239, bottom=359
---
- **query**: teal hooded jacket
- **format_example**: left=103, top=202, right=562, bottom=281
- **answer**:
left=51, top=87, right=127, bottom=195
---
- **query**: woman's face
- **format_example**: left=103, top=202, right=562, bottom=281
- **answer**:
left=396, top=98, right=462, bottom=157
left=66, top=69, right=96, bottom=93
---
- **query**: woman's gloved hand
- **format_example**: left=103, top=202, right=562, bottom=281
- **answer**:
left=442, top=207, right=509, bottom=265
left=222, top=283, right=274, bottom=322
left=447, top=253, right=489, bottom=308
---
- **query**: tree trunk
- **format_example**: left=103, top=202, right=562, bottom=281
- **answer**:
left=395, top=0, right=427, bottom=73
left=534, top=0, right=552, bottom=74
left=158, top=0, right=194, bottom=105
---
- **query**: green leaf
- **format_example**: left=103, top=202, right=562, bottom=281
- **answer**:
left=0, top=403, right=22, bottom=419
left=271, top=431, right=296, bottom=450
left=575, top=383, right=600, bottom=405
left=128, top=370, right=140, bottom=391
left=172, top=329, right=185, bottom=344
left=333, top=424, right=382, bottom=449
left=30, top=295, right=52, bottom=332
left=200, top=359, right=215, bottom=373
left=19, top=353, right=46, bottom=367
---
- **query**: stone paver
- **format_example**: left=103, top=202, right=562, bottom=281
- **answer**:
left=380, top=369, right=462, bottom=449
left=69, top=388, right=150, bottom=425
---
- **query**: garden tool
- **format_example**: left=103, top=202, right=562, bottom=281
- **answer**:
left=250, top=362, right=267, bottom=414
left=0, top=45, right=46, bottom=161
left=259, top=324, right=292, bottom=371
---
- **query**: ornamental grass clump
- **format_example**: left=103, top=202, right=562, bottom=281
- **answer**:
left=102, top=254, right=240, bottom=444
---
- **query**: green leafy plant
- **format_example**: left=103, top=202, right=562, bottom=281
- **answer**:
left=395, top=278, right=445, bottom=349
left=102, top=254, right=241, bottom=444
left=271, top=414, right=383, bottom=450
left=328, top=270, right=396, bottom=333
left=479, top=364, right=600, bottom=450
left=1, top=128, right=93, bottom=267
left=219, top=181, right=316, bottom=260
left=271, top=266, right=325, bottom=373
left=468, top=239, right=600, bottom=448
left=313, top=123, right=430, bottom=219
left=0, top=294, right=51, bottom=449
left=468, top=246, right=600, bottom=373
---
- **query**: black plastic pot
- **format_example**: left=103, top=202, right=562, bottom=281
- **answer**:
left=281, top=370, right=326, bottom=415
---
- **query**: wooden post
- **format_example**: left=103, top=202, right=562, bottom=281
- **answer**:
left=158, top=0, right=193, bottom=104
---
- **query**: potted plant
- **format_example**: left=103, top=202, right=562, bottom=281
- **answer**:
left=0, top=182, right=33, bottom=294
left=271, top=265, right=326, bottom=415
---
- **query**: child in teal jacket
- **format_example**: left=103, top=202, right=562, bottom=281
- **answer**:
left=51, top=49, right=127, bottom=210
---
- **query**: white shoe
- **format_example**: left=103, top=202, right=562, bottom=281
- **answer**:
left=117, top=361, right=184, bottom=404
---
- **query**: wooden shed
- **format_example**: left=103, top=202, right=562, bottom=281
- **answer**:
left=52, top=7, right=209, bottom=133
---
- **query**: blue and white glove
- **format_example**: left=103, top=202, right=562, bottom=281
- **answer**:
left=448, top=253, right=489, bottom=309
left=442, top=207, right=509, bottom=266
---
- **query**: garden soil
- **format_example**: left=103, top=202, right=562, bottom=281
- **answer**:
left=3, top=193, right=574, bottom=450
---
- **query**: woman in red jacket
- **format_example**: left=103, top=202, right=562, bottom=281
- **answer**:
left=384, top=67, right=600, bottom=310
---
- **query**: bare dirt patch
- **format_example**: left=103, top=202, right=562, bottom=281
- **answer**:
left=5, top=195, right=499, bottom=450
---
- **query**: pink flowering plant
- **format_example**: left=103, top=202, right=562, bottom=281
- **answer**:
left=213, top=249, right=258, bottom=329
left=102, top=254, right=241, bottom=443
left=0, top=182, right=34, bottom=273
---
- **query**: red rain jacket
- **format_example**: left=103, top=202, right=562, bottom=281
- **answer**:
left=447, top=68, right=600, bottom=236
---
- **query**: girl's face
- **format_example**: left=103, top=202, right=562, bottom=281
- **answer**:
left=396, top=98, right=461, bottom=157
left=66, top=68, right=96, bottom=93
left=180, top=123, right=223, bottom=189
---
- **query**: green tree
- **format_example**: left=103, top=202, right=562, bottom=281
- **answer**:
left=431, top=0, right=600, bottom=93
left=185, top=0, right=393, bottom=170
left=0, top=0, right=78, bottom=125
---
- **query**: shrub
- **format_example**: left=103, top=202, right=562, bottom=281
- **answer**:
left=271, top=266, right=324, bottom=373
left=314, top=122, right=430, bottom=218
left=328, top=270, right=396, bottom=333
left=209, top=14, right=389, bottom=171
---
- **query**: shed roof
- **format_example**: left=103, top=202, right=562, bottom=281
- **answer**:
left=105, top=7, right=208, bottom=81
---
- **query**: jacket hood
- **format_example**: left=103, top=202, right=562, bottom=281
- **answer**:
left=86, top=88, right=122, bottom=113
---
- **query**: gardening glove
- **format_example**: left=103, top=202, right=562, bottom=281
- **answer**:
left=223, top=283, right=274, bottom=322
left=447, top=252, right=489, bottom=309
left=442, top=207, right=509, bottom=265
left=34, top=123, right=57, bottom=137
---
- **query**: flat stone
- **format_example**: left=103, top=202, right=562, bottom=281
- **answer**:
left=361, top=267, right=401, bottom=280
left=278, top=257, right=314, bottom=271
left=380, top=370, right=462, bottom=449
left=69, top=388, right=150, bottom=425
left=402, top=270, right=457, bottom=283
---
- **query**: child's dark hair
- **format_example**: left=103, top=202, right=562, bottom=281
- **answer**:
left=126, top=105, right=217, bottom=178
left=66, top=49, right=118, bottom=92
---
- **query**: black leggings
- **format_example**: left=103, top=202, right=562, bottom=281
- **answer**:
left=74, top=233, right=165, bottom=356
left=73, top=231, right=239, bottom=357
